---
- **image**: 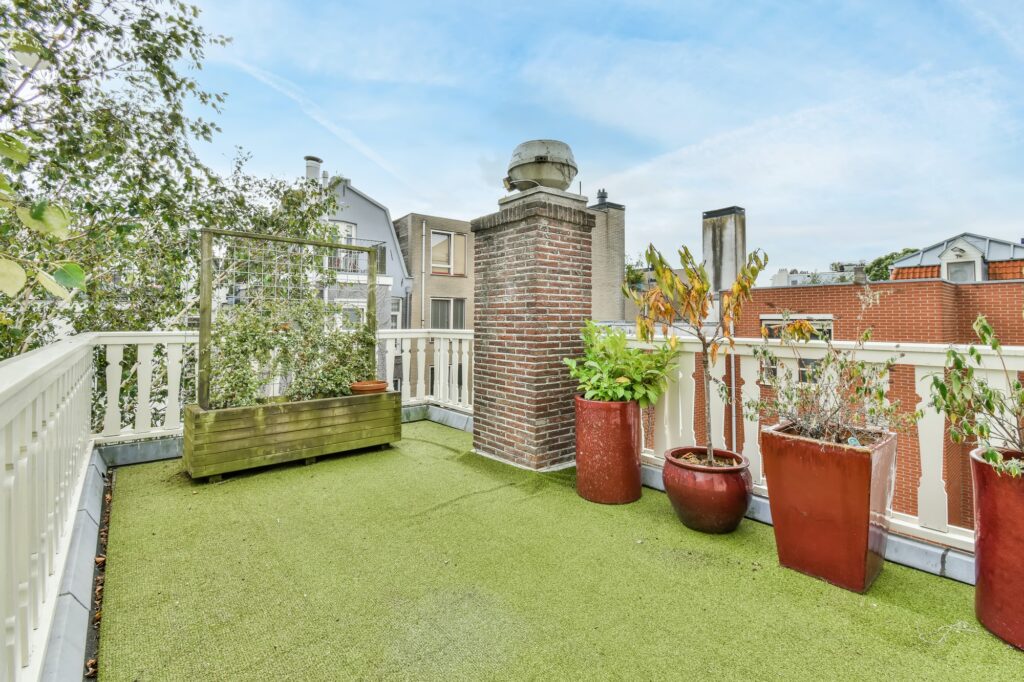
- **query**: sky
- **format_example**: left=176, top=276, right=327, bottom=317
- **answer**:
left=188, top=0, right=1024, bottom=275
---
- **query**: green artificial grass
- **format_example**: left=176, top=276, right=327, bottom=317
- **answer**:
left=100, top=421, right=1021, bottom=680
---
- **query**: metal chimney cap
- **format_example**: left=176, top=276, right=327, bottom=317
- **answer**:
left=304, top=155, right=323, bottom=163
left=702, top=206, right=746, bottom=219
left=503, top=139, right=578, bottom=192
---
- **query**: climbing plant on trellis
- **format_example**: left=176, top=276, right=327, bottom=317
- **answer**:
left=197, top=228, right=379, bottom=410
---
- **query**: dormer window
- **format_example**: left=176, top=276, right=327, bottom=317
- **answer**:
left=938, top=238, right=985, bottom=283
left=946, top=261, right=977, bottom=283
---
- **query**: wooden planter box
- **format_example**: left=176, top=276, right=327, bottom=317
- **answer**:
left=183, top=391, right=401, bottom=479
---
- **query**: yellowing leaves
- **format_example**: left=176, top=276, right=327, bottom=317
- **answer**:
left=36, top=271, right=71, bottom=301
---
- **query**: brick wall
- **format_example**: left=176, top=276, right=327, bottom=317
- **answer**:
left=470, top=193, right=593, bottom=469
left=737, top=279, right=1023, bottom=344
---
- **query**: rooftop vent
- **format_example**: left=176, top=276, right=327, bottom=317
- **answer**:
left=503, top=139, right=578, bottom=192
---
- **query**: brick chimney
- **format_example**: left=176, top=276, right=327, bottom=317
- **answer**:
left=702, top=206, right=746, bottom=296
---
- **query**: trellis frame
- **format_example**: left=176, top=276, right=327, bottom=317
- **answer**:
left=196, top=227, right=378, bottom=409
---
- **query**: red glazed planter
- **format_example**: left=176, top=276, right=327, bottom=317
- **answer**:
left=971, top=447, right=1024, bottom=650
left=662, top=446, right=751, bottom=534
left=574, top=396, right=642, bottom=504
left=759, top=424, right=896, bottom=593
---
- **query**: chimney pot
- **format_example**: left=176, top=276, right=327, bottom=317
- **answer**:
left=597, top=188, right=608, bottom=202
left=304, top=155, right=323, bottom=182
left=702, top=206, right=747, bottom=296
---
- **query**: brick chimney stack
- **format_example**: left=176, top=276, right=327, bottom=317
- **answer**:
left=702, top=206, right=746, bottom=297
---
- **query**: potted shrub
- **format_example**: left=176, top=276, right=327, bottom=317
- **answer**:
left=626, top=244, right=766, bottom=533
left=565, top=321, right=677, bottom=504
left=931, top=314, right=1024, bottom=649
left=747, top=317, right=919, bottom=592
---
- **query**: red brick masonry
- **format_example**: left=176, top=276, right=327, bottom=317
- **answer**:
left=471, top=197, right=594, bottom=470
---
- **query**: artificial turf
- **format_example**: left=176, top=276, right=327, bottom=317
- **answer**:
left=100, top=421, right=1021, bottom=680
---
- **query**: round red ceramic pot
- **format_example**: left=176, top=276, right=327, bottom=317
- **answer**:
left=574, top=396, right=642, bottom=504
left=662, top=446, right=751, bottom=534
left=971, top=447, right=1024, bottom=650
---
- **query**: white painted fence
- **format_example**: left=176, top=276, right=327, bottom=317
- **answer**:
left=379, top=329, right=474, bottom=412
left=633, top=335, right=1024, bottom=554
left=0, top=331, right=197, bottom=680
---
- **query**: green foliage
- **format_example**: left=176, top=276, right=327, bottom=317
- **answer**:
left=209, top=300, right=377, bottom=410
left=625, top=243, right=767, bottom=462
left=623, top=252, right=646, bottom=292
left=564, top=321, right=676, bottom=408
left=865, top=247, right=918, bottom=281
left=930, top=315, right=1024, bottom=476
left=745, top=313, right=920, bottom=445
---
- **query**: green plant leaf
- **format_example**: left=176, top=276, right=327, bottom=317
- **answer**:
left=36, top=271, right=71, bottom=301
left=53, top=263, right=86, bottom=290
left=0, top=133, right=29, bottom=165
left=0, top=258, right=27, bottom=297
left=16, top=202, right=72, bottom=239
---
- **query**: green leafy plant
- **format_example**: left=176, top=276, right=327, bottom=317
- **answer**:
left=625, top=244, right=767, bottom=464
left=930, top=315, right=1024, bottom=477
left=564, top=321, right=676, bottom=408
left=745, top=314, right=919, bottom=445
left=209, top=300, right=376, bottom=410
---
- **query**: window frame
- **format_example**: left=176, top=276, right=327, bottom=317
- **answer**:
left=430, top=297, right=467, bottom=330
left=430, top=230, right=466, bottom=277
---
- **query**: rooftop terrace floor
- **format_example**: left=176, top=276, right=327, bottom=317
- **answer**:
left=101, top=422, right=1020, bottom=680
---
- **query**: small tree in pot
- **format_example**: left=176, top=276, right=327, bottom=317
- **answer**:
left=931, top=314, right=1024, bottom=649
left=746, top=316, right=919, bottom=592
left=626, top=244, right=766, bottom=533
left=565, top=321, right=677, bottom=504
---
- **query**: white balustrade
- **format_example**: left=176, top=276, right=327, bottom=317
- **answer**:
left=632, top=335, right=1024, bottom=554
left=378, top=329, right=473, bottom=412
left=1, top=336, right=93, bottom=680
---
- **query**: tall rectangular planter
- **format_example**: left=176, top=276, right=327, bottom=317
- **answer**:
left=760, top=424, right=897, bottom=593
left=183, top=392, right=401, bottom=478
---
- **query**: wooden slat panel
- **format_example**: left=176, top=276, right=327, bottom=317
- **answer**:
left=189, top=401, right=398, bottom=435
left=188, top=391, right=398, bottom=425
left=191, top=407, right=397, bottom=444
left=183, top=393, right=401, bottom=478
left=188, top=431, right=398, bottom=478
left=191, top=416, right=399, bottom=456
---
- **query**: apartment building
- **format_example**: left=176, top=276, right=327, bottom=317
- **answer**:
left=392, top=213, right=474, bottom=331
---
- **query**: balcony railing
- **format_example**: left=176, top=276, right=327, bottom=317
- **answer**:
left=3, top=327, right=1021, bottom=678
left=379, top=329, right=474, bottom=413
left=631, top=335, right=1024, bottom=554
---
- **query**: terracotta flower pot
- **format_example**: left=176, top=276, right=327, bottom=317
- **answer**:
left=662, top=446, right=751, bottom=534
left=350, top=380, right=388, bottom=395
left=759, top=424, right=896, bottom=593
left=971, top=447, right=1024, bottom=650
left=574, top=396, right=642, bottom=504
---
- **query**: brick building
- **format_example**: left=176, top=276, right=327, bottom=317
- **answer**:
left=723, top=235, right=1024, bottom=538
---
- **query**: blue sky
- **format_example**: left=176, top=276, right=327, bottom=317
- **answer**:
left=190, top=0, right=1024, bottom=274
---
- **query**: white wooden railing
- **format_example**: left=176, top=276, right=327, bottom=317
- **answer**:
left=378, top=329, right=474, bottom=412
left=632, top=335, right=1024, bottom=554
left=1, top=335, right=96, bottom=680
left=0, top=331, right=197, bottom=680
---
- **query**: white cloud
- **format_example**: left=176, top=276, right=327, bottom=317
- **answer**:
left=593, top=69, right=1024, bottom=271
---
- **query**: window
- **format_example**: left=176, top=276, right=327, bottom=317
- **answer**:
left=798, top=358, right=820, bottom=384
left=390, top=298, right=403, bottom=329
left=947, top=261, right=976, bottom=283
left=431, top=230, right=467, bottom=276
left=760, top=315, right=833, bottom=340
left=335, top=302, right=365, bottom=328
left=376, top=244, right=387, bottom=276
left=430, top=297, right=467, bottom=329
